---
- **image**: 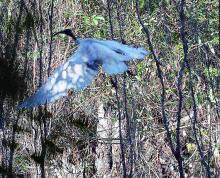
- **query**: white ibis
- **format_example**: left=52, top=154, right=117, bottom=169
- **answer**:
left=18, top=29, right=149, bottom=108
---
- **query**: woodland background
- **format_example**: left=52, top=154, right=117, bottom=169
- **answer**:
left=0, top=0, right=220, bottom=177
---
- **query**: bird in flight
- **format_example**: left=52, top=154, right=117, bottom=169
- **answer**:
left=18, top=29, right=149, bottom=108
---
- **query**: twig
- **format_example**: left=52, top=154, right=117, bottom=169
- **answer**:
left=107, top=0, right=127, bottom=177
left=135, top=0, right=175, bottom=159
left=178, top=0, right=211, bottom=177
left=47, top=0, right=54, bottom=77
left=116, top=1, right=134, bottom=177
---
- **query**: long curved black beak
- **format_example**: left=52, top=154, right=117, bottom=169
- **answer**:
left=53, top=29, right=77, bottom=41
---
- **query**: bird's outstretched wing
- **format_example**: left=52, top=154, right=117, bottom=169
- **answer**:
left=93, top=39, right=149, bottom=60
left=89, top=40, right=149, bottom=74
left=18, top=47, right=98, bottom=108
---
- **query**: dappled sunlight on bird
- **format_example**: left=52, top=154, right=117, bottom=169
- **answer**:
left=18, top=29, right=149, bottom=108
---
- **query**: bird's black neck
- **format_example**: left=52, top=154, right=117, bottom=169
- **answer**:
left=67, top=32, right=77, bottom=41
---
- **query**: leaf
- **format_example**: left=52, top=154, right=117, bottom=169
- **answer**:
left=94, top=15, right=105, bottom=21
left=208, top=43, right=215, bottom=54
left=92, top=15, right=105, bottom=26
left=92, top=18, right=98, bottom=26
left=186, top=143, right=196, bottom=152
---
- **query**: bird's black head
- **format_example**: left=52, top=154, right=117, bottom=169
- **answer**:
left=53, top=29, right=77, bottom=41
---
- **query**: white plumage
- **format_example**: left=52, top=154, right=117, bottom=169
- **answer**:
left=18, top=30, right=149, bottom=108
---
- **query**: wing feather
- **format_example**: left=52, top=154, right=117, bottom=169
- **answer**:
left=102, top=62, right=128, bottom=74
left=18, top=48, right=98, bottom=108
left=92, top=39, right=149, bottom=60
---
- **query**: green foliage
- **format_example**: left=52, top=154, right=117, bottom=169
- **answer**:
left=195, top=91, right=206, bottom=105
left=203, top=67, right=220, bottom=78
left=27, top=51, right=40, bottom=60
left=15, top=155, right=30, bottom=173
left=82, top=14, right=106, bottom=38
left=136, top=62, right=145, bottom=81
left=186, top=143, right=196, bottom=153
left=139, top=0, right=145, bottom=10
left=83, top=15, right=104, bottom=26
left=216, top=143, right=220, bottom=151
left=208, top=88, right=217, bottom=104
left=111, top=117, right=118, bottom=124
left=63, top=10, right=75, bottom=19
left=92, top=15, right=105, bottom=26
